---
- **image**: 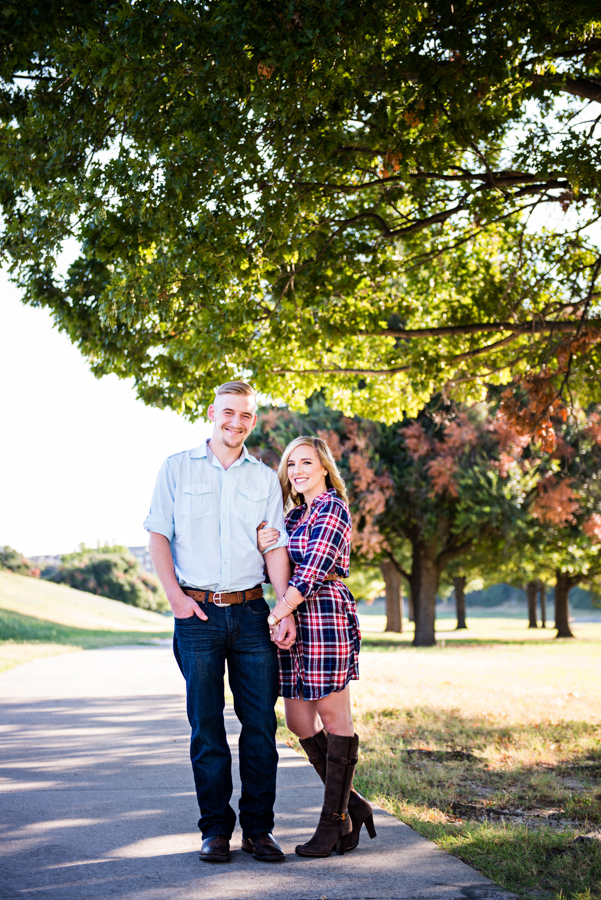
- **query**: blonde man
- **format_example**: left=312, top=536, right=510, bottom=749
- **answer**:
left=144, top=382, right=294, bottom=863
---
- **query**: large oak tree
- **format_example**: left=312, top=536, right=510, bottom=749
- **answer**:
left=1, top=1, right=601, bottom=419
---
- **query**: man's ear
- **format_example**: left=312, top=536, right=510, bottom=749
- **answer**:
left=207, top=404, right=216, bottom=422
left=249, top=412, right=258, bottom=431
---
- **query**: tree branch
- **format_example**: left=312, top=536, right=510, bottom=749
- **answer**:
left=438, top=538, right=474, bottom=568
left=274, top=364, right=411, bottom=375
left=373, top=318, right=601, bottom=340
left=386, top=550, right=410, bottom=581
left=291, top=170, right=550, bottom=194
left=272, top=332, right=527, bottom=376
left=322, top=201, right=466, bottom=246
left=451, top=332, right=522, bottom=362
left=530, top=74, right=601, bottom=105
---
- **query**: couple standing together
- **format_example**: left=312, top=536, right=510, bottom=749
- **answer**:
left=144, top=381, right=375, bottom=863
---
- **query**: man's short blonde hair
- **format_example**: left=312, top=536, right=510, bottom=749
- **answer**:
left=214, top=381, right=257, bottom=410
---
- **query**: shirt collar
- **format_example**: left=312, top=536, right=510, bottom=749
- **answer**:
left=190, top=439, right=259, bottom=466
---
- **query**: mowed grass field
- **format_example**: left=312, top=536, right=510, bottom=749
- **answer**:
left=277, top=605, right=601, bottom=900
left=0, top=570, right=172, bottom=672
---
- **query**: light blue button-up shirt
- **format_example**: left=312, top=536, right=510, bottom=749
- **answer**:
left=143, top=440, right=288, bottom=591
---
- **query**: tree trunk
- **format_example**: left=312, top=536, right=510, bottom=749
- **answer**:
left=406, top=587, right=415, bottom=622
left=526, top=580, right=538, bottom=628
left=554, top=571, right=576, bottom=638
left=539, top=582, right=546, bottom=628
left=454, top=576, right=467, bottom=630
left=380, top=559, right=403, bottom=633
left=410, top=540, right=440, bottom=647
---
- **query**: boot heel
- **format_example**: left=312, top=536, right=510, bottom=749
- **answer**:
left=335, top=834, right=348, bottom=856
left=365, top=813, right=377, bottom=839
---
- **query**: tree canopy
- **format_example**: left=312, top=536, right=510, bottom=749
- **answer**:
left=1, top=1, right=601, bottom=419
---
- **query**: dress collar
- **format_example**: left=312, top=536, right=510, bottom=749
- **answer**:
left=309, top=489, right=335, bottom=509
left=294, top=488, right=335, bottom=516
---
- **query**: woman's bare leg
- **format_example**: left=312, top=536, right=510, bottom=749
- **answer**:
left=284, top=686, right=354, bottom=739
left=315, top=686, right=354, bottom=736
left=283, top=697, right=321, bottom=739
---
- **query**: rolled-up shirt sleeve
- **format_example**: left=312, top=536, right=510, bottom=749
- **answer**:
left=289, top=499, right=351, bottom=598
left=143, top=458, right=176, bottom=541
left=262, top=474, right=289, bottom=553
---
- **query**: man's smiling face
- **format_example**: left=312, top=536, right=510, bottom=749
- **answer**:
left=207, top=393, right=257, bottom=451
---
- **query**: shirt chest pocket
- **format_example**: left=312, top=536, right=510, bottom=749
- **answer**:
left=237, top=486, right=269, bottom=525
left=182, top=483, right=213, bottom=519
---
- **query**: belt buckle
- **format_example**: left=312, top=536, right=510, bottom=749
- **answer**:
left=212, top=591, right=231, bottom=608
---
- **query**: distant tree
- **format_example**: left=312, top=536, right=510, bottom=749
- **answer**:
left=248, top=398, right=534, bottom=645
left=452, top=576, right=468, bottom=631
left=382, top=404, right=543, bottom=645
left=380, top=558, right=404, bottom=633
left=486, top=403, right=601, bottom=637
left=538, top=582, right=547, bottom=629
left=526, top=581, right=539, bottom=629
left=52, top=544, right=168, bottom=612
left=0, top=546, right=40, bottom=578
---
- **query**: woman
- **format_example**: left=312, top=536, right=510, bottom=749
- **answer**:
left=258, top=436, right=376, bottom=858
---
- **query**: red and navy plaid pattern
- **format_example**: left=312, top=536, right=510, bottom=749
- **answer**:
left=278, top=490, right=361, bottom=701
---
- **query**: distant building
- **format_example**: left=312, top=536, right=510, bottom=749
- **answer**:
left=128, top=546, right=155, bottom=574
left=28, top=555, right=61, bottom=574
left=29, top=547, right=155, bottom=575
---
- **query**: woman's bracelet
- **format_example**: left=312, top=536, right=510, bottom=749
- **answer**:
left=282, top=594, right=297, bottom=612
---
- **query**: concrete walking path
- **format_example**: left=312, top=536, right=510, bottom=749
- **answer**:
left=0, top=646, right=516, bottom=900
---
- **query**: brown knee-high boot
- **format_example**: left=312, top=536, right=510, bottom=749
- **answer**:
left=295, top=733, right=357, bottom=858
left=299, top=730, right=376, bottom=851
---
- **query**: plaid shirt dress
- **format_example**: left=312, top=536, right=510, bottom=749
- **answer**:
left=278, top=489, right=361, bottom=701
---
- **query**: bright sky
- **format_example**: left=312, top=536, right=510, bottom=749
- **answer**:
left=0, top=270, right=212, bottom=557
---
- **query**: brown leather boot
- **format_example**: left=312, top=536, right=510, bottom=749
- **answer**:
left=299, top=730, right=376, bottom=851
left=295, top=733, right=357, bottom=858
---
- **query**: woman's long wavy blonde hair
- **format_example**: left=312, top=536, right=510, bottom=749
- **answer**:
left=278, top=436, right=348, bottom=510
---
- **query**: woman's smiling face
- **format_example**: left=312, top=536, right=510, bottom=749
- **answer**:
left=286, top=444, right=328, bottom=503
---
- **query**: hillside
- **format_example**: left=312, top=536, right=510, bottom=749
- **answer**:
left=0, top=570, right=172, bottom=673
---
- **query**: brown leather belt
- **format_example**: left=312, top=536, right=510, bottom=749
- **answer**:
left=182, top=586, right=263, bottom=607
left=324, top=572, right=344, bottom=581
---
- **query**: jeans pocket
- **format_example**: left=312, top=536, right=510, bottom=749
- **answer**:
left=245, top=598, right=269, bottom=617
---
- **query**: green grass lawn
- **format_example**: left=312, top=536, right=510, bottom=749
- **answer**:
left=277, top=605, right=601, bottom=900
left=0, top=570, right=172, bottom=672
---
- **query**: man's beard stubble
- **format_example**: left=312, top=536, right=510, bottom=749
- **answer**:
left=220, top=428, right=247, bottom=449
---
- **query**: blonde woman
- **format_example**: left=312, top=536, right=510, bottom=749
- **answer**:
left=258, top=436, right=376, bottom=858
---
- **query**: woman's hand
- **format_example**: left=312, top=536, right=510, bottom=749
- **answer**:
left=269, top=614, right=296, bottom=650
left=257, top=520, right=280, bottom=553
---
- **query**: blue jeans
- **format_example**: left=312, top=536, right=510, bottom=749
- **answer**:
left=173, top=595, right=279, bottom=839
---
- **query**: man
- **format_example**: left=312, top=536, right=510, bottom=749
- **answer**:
left=144, top=381, right=295, bottom=863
